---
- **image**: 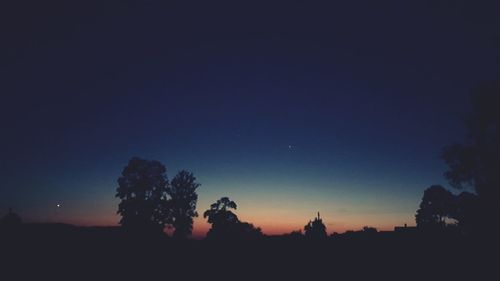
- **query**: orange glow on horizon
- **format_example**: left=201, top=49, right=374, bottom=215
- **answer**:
left=26, top=206, right=415, bottom=238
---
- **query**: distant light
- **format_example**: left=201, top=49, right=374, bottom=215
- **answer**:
left=56, top=204, right=61, bottom=208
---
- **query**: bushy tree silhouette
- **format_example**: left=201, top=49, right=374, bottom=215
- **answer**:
left=203, top=197, right=238, bottom=239
left=203, top=197, right=261, bottom=240
left=166, top=170, right=200, bottom=239
left=116, top=157, right=169, bottom=234
left=415, top=185, right=454, bottom=230
left=442, top=79, right=500, bottom=232
left=452, top=192, right=480, bottom=235
left=304, top=212, right=327, bottom=239
left=203, top=197, right=238, bottom=223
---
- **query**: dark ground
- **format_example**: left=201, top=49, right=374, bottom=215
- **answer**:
left=1, top=224, right=495, bottom=280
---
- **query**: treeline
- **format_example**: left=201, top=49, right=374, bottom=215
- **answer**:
left=115, top=157, right=266, bottom=240
left=414, top=79, right=499, bottom=238
left=112, top=157, right=331, bottom=240
left=110, top=78, right=498, bottom=240
left=2, top=79, right=498, bottom=240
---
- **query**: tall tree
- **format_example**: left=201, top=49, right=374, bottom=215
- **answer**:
left=116, top=157, right=169, bottom=234
left=442, top=80, right=500, bottom=231
left=415, top=185, right=454, bottom=230
left=167, top=170, right=200, bottom=239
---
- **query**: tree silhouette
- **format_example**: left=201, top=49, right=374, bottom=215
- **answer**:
left=304, top=212, right=327, bottom=239
left=203, top=197, right=238, bottom=225
left=203, top=197, right=261, bottom=240
left=116, top=157, right=169, bottom=234
left=452, top=192, right=480, bottom=235
left=442, top=80, right=500, bottom=231
left=166, top=170, right=200, bottom=239
left=415, top=185, right=454, bottom=230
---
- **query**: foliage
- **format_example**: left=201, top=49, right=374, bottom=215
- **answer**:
left=203, top=197, right=238, bottom=225
left=116, top=157, right=169, bottom=234
left=451, top=192, right=480, bottom=235
left=415, top=185, right=481, bottom=235
left=415, top=185, right=454, bottom=230
left=167, top=170, right=200, bottom=239
left=203, top=197, right=262, bottom=240
left=304, top=212, right=327, bottom=239
left=442, top=80, right=500, bottom=226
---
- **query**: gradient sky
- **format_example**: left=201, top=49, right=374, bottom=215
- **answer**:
left=1, top=1, right=499, bottom=237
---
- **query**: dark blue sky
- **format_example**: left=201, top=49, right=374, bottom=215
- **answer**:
left=1, top=1, right=499, bottom=235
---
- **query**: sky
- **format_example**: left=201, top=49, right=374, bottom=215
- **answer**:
left=1, top=0, right=499, bottom=237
